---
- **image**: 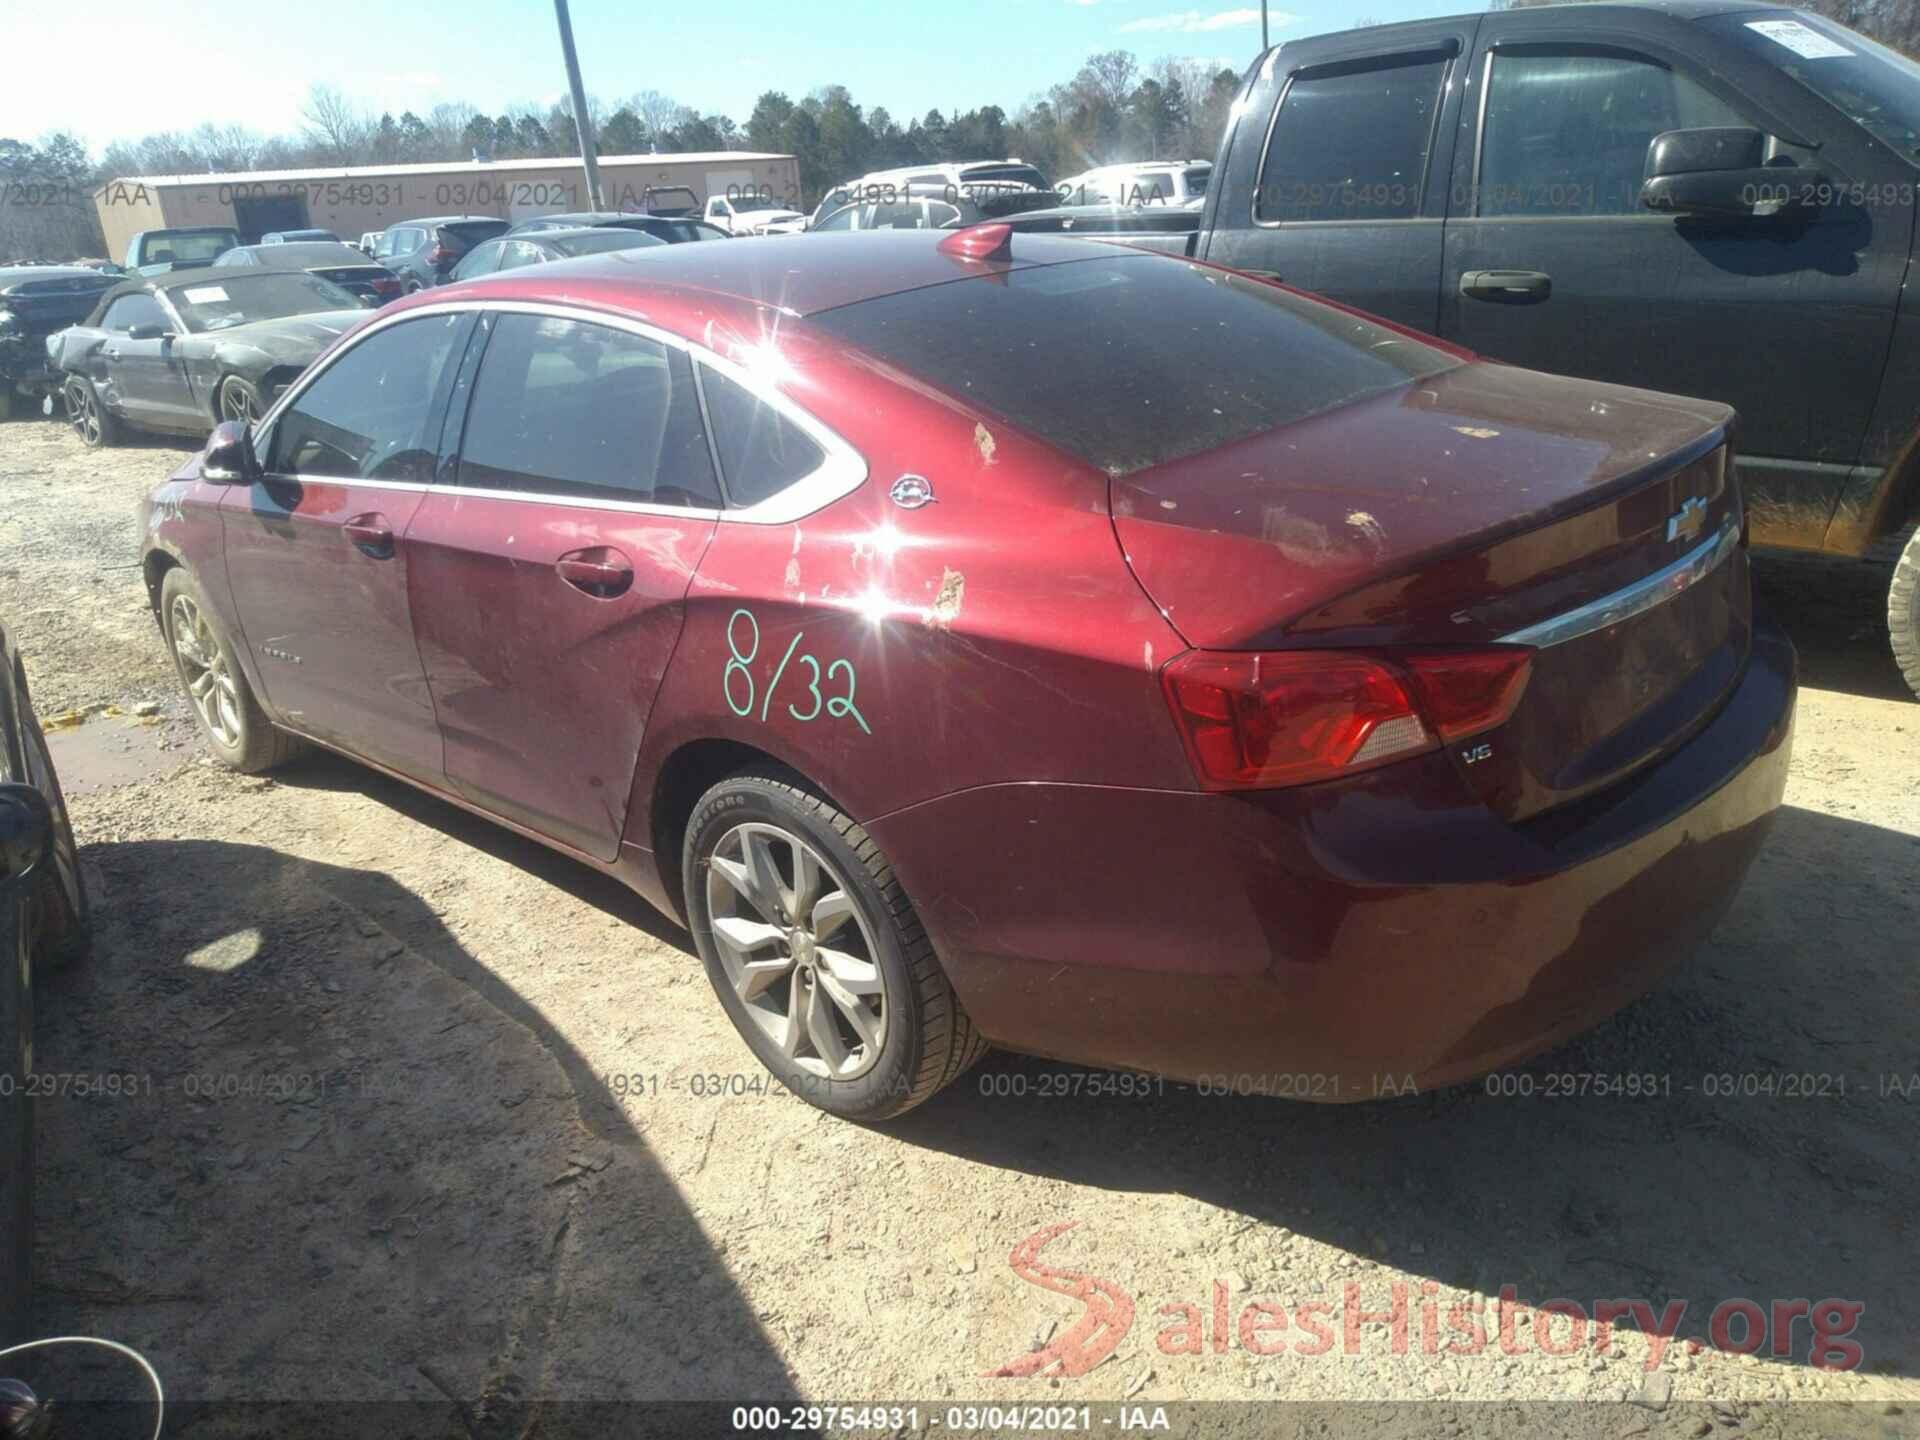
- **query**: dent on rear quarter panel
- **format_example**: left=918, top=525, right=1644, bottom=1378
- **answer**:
left=625, top=334, right=1195, bottom=855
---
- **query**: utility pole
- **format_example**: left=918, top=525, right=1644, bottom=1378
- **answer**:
left=1260, top=0, right=1269, bottom=52
left=553, top=0, right=604, bottom=211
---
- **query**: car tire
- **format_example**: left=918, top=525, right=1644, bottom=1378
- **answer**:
left=217, top=375, right=265, bottom=429
left=159, top=568, right=306, bottom=773
left=19, top=702, right=91, bottom=972
left=63, top=376, right=121, bottom=448
left=0, top=894, right=31, bottom=1347
left=683, top=768, right=987, bottom=1121
left=1892, top=526, right=1920, bottom=701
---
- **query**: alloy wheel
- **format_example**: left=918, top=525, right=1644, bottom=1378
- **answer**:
left=168, top=595, right=242, bottom=747
left=65, top=382, right=98, bottom=446
left=220, top=381, right=257, bottom=427
left=706, top=822, right=888, bottom=1080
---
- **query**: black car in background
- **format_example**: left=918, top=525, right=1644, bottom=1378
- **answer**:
left=49, top=269, right=366, bottom=438
left=0, top=267, right=119, bottom=421
left=448, top=226, right=667, bottom=281
left=213, top=241, right=403, bottom=305
left=372, top=216, right=512, bottom=291
left=0, top=620, right=92, bottom=1345
left=507, top=211, right=729, bottom=243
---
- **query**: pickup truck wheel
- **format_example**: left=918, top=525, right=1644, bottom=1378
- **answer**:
left=684, top=769, right=987, bottom=1121
left=1892, top=527, right=1920, bottom=700
left=63, top=377, right=119, bottom=448
left=160, top=568, right=306, bottom=773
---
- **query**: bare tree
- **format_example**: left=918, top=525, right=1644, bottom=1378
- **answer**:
left=300, top=84, right=369, bottom=165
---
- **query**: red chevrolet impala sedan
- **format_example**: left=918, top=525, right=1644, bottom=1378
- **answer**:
left=138, top=227, right=1795, bottom=1119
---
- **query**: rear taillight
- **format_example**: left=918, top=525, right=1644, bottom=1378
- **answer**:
left=1400, top=649, right=1533, bottom=743
left=1161, top=647, right=1531, bottom=791
left=426, top=245, right=453, bottom=264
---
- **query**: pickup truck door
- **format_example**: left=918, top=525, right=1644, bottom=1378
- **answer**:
left=1438, top=10, right=1913, bottom=549
left=1201, top=19, right=1479, bottom=333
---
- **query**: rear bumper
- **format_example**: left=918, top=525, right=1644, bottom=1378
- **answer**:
left=868, top=615, right=1797, bottom=1097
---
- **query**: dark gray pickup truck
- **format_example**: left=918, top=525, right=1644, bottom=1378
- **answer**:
left=1015, top=1, right=1920, bottom=696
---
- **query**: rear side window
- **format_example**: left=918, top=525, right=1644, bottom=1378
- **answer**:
left=267, top=313, right=470, bottom=482
left=809, top=254, right=1459, bottom=477
left=697, top=365, right=825, bottom=507
left=456, top=314, right=721, bottom=508
left=1256, top=53, right=1451, bottom=222
left=1478, top=52, right=1749, bottom=216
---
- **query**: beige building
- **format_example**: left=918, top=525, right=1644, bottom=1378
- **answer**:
left=93, top=150, right=800, bottom=259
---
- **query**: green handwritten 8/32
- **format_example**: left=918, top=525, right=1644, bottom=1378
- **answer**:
left=725, top=608, right=872, bottom=735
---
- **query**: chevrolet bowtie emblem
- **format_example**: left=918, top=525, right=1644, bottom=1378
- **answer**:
left=1666, top=496, right=1709, bottom=544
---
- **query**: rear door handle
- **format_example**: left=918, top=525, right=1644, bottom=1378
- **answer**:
left=343, top=513, right=395, bottom=559
left=1460, top=269, right=1552, bottom=303
left=557, top=546, right=634, bottom=598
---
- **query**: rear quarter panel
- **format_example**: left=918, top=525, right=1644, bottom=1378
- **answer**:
left=625, top=336, right=1195, bottom=876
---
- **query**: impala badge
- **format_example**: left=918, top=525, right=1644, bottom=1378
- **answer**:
left=1666, top=496, right=1708, bottom=544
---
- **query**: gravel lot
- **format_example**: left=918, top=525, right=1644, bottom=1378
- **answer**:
left=2, top=414, right=1917, bottom=1435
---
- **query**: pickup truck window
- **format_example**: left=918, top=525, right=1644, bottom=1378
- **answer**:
left=1256, top=54, right=1449, bottom=224
left=1478, top=53, right=1746, bottom=217
left=1708, top=12, right=1920, bottom=162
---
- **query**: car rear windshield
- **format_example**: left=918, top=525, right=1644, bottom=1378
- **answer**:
left=808, top=254, right=1460, bottom=476
left=443, top=221, right=511, bottom=248
left=162, top=272, right=359, bottom=332
left=142, top=232, right=238, bottom=265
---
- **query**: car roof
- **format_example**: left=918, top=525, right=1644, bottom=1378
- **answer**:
left=0, top=265, right=113, bottom=288
left=232, top=242, right=371, bottom=265
left=423, top=229, right=1132, bottom=320
left=384, top=215, right=501, bottom=229
left=1381, top=0, right=1786, bottom=26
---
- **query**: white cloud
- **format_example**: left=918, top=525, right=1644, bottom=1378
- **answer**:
left=1120, top=8, right=1286, bottom=33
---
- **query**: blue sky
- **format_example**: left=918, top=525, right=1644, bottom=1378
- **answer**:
left=0, top=0, right=1472, bottom=155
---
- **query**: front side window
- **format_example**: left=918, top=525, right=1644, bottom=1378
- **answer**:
left=814, top=205, right=858, bottom=232
left=1709, top=12, right=1920, bottom=163
left=102, top=293, right=168, bottom=333
left=1478, top=51, right=1749, bottom=216
left=495, top=241, right=547, bottom=272
left=266, top=313, right=470, bottom=483
left=455, top=314, right=721, bottom=508
left=1257, top=53, right=1450, bottom=222
left=697, top=364, right=825, bottom=508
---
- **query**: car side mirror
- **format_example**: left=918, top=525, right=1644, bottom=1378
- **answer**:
left=203, top=419, right=260, bottom=484
left=127, top=322, right=173, bottom=341
left=0, top=783, right=52, bottom=887
left=1640, top=127, right=1824, bottom=219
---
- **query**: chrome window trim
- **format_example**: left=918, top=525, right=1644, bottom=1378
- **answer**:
left=251, top=296, right=868, bottom=526
left=1498, top=516, right=1740, bottom=649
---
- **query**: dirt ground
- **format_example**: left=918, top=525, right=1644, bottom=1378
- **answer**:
left=2, top=413, right=1918, bottom=1437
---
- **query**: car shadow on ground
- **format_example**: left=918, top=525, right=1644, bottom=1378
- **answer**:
left=269, top=751, right=691, bottom=953
left=1752, top=551, right=1913, bottom=703
left=27, top=836, right=796, bottom=1430
left=892, top=802, right=1920, bottom=1381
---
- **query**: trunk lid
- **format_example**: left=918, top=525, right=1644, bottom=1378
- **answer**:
left=1112, top=362, right=1747, bottom=818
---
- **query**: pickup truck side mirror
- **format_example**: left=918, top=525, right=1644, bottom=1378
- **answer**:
left=202, top=419, right=261, bottom=484
left=1640, top=126, right=1825, bottom=219
left=126, top=322, right=174, bottom=341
